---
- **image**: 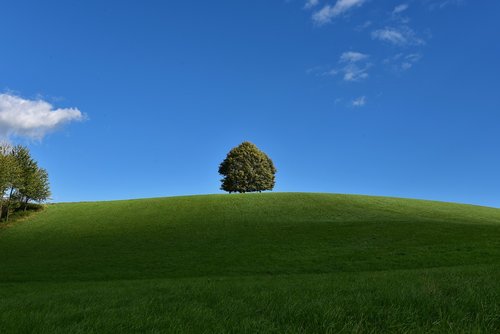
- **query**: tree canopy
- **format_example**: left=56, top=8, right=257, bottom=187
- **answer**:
left=218, top=142, right=277, bottom=193
left=0, top=143, right=50, bottom=221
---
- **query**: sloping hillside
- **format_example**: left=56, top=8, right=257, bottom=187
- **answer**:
left=0, top=193, right=499, bottom=333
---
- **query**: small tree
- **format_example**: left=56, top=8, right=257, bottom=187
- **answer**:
left=0, top=145, right=22, bottom=221
left=0, top=143, right=51, bottom=221
left=218, top=141, right=277, bottom=193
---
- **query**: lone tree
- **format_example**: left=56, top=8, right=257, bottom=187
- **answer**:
left=218, top=141, right=277, bottom=193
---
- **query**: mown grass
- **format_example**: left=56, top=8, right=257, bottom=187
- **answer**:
left=0, top=193, right=499, bottom=333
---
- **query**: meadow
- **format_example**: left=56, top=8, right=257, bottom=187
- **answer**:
left=0, top=193, right=499, bottom=333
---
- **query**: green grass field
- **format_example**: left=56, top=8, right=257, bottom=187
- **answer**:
left=0, top=193, right=499, bottom=333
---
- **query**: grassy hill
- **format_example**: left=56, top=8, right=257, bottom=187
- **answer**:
left=0, top=193, right=499, bottom=333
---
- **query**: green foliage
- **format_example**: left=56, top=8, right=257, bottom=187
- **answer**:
left=219, top=141, right=277, bottom=193
left=0, top=193, right=499, bottom=332
left=0, top=144, right=22, bottom=196
left=0, top=144, right=22, bottom=221
left=29, top=168, right=51, bottom=203
left=0, top=143, right=50, bottom=221
left=12, top=145, right=37, bottom=196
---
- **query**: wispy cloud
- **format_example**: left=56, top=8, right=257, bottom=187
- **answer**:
left=304, top=0, right=319, bottom=10
left=372, top=27, right=407, bottom=45
left=371, top=26, right=425, bottom=46
left=425, top=0, right=464, bottom=10
left=340, top=51, right=369, bottom=63
left=307, top=52, right=371, bottom=82
left=384, top=53, right=422, bottom=71
left=392, top=4, right=409, bottom=14
left=401, top=53, right=422, bottom=69
left=0, top=93, right=84, bottom=140
left=343, top=67, right=370, bottom=81
left=355, top=20, right=372, bottom=31
left=334, top=51, right=371, bottom=82
left=312, top=0, right=367, bottom=25
left=351, top=96, right=366, bottom=107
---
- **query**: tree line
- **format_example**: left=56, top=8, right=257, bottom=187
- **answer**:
left=0, top=143, right=50, bottom=222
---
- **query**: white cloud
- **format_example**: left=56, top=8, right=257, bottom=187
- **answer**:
left=391, top=3, right=410, bottom=24
left=339, top=51, right=371, bottom=81
left=372, top=27, right=406, bottom=45
left=355, top=20, right=372, bottom=31
left=312, top=0, right=366, bottom=25
left=351, top=96, right=366, bottom=107
left=371, top=26, right=425, bottom=46
left=304, top=0, right=319, bottom=10
left=327, top=51, right=371, bottom=82
left=400, top=53, right=422, bottom=70
left=405, top=53, right=422, bottom=62
left=340, top=51, right=369, bottom=63
left=384, top=53, right=422, bottom=71
left=343, top=67, right=369, bottom=81
left=425, top=0, right=463, bottom=10
left=307, top=51, right=371, bottom=82
left=393, top=4, right=409, bottom=14
left=0, top=93, right=84, bottom=140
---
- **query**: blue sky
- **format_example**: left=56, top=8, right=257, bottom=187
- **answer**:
left=0, top=0, right=499, bottom=206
